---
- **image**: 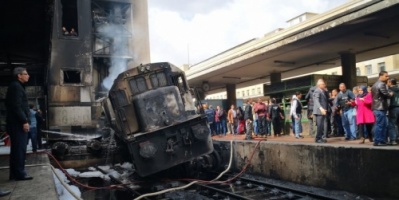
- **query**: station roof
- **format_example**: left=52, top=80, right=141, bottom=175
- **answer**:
left=186, top=0, right=399, bottom=93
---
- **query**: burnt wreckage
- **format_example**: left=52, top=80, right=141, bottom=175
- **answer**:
left=102, top=62, right=214, bottom=177
left=0, top=0, right=221, bottom=178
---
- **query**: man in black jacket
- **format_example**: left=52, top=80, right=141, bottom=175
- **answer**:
left=269, top=98, right=284, bottom=137
left=6, top=67, right=33, bottom=181
left=372, top=71, right=392, bottom=146
left=244, top=99, right=253, bottom=140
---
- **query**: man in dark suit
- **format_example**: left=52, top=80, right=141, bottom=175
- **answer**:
left=305, top=86, right=317, bottom=137
left=6, top=67, right=33, bottom=181
left=313, top=79, right=329, bottom=143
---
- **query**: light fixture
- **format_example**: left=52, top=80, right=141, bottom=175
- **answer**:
left=202, top=81, right=210, bottom=92
left=222, top=76, right=241, bottom=80
left=274, top=60, right=295, bottom=65
left=364, top=32, right=390, bottom=39
left=139, top=64, right=145, bottom=72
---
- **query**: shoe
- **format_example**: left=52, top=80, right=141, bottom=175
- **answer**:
left=315, top=140, right=326, bottom=143
left=0, top=190, right=11, bottom=197
left=16, top=176, right=33, bottom=181
left=373, top=143, right=387, bottom=146
left=299, top=135, right=304, bottom=138
left=359, top=137, right=365, bottom=144
left=390, top=141, right=397, bottom=145
left=295, top=136, right=299, bottom=139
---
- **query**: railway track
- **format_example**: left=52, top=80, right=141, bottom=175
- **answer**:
left=191, top=174, right=338, bottom=200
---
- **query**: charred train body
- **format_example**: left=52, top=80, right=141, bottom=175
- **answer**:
left=103, top=62, right=213, bottom=177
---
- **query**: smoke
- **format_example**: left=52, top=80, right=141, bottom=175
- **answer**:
left=97, top=5, right=131, bottom=91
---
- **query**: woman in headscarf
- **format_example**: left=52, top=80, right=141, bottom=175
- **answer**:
left=355, top=85, right=374, bottom=144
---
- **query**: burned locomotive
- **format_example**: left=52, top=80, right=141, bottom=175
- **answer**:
left=102, top=62, right=213, bottom=177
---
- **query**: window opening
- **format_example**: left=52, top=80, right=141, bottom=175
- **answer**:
left=61, top=0, right=78, bottom=36
left=111, top=90, right=128, bottom=107
left=150, top=72, right=167, bottom=88
left=378, top=62, right=386, bottom=72
left=366, top=65, right=372, bottom=75
left=172, top=74, right=187, bottom=92
left=63, top=70, right=81, bottom=84
left=129, top=77, right=147, bottom=94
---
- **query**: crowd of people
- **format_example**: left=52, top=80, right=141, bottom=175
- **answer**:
left=305, top=71, right=398, bottom=146
left=204, top=70, right=399, bottom=146
left=204, top=97, right=285, bottom=140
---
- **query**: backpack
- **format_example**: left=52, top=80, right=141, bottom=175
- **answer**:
left=205, top=109, right=215, bottom=123
left=271, top=105, right=280, bottom=119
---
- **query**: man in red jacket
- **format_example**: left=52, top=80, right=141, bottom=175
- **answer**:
left=254, top=98, right=268, bottom=138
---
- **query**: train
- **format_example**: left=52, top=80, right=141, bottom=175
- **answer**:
left=102, top=62, right=214, bottom=177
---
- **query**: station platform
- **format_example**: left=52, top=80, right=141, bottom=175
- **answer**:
left=212, top=133, right=399, bottom=149
left=212, top=133, right=399, bottom=199
left=0, top=151, right=58, bottom=200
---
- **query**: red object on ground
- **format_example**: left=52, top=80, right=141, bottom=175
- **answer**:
left=237, top=120, right=245, bottom=134
left=3, top=132, right=10, bottom=146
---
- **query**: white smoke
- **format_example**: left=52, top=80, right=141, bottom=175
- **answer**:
left=97, top=5, right=131, bottom=90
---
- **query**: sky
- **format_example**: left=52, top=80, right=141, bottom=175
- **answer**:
left=147, top=0, right=349, bottom=67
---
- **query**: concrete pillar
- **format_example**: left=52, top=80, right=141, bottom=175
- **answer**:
left=340, top=52, right=357, bottom=89
left=131, top=0, right=151, bottom=67
left=226, top=84, right=236, bottom=109
left=270, top=72, right=282, bottom=84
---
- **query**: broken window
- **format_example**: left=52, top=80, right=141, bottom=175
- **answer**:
left=111, top=90, right=128, bottom=107
left=129, top=77, right=147, bottom=95
left=150, top=72, right=168, bottom=89
left=63, top=70, right=81, bottom=84
left=171, top=74, right=188, bottom=93
left=60, top=0, right=78, bottom=37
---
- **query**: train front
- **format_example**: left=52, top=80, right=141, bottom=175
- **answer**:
left=103, top=62, right=213, bottom=177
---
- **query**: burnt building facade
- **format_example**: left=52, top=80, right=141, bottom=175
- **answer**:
left=48, top=0, right=150, bottom=133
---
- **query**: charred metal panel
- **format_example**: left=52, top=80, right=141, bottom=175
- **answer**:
left=128, top=117, right=213, bottom=177
left=49, top=106, right=92, bottom=126
left=133, top=86, right=187, bottom=132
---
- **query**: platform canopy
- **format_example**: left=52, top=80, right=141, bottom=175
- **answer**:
left=186, top=0, right=399, bottom=93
